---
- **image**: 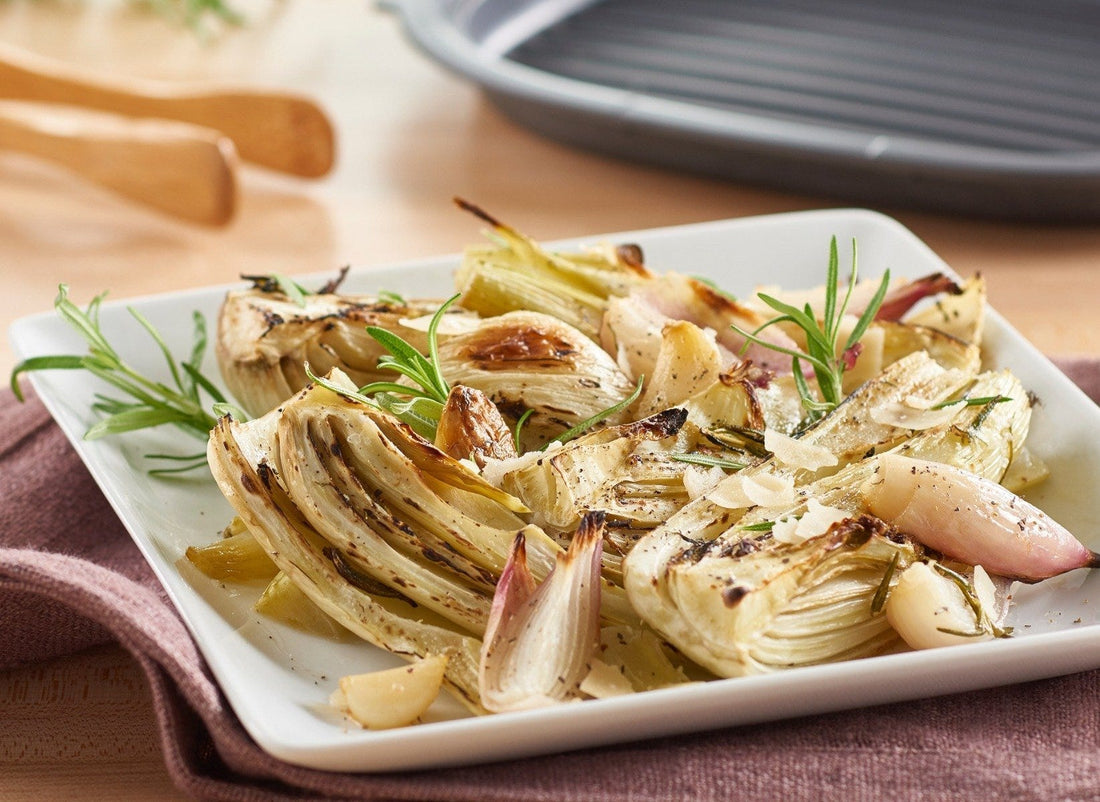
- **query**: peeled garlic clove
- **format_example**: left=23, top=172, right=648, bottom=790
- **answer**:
left=333, top=654, right=449, bottom=729
left=479, top=512, right=604, bottom=713
left=886, top=562, right=997, bottom=650
left=863, top=453, right=1099, bottom=581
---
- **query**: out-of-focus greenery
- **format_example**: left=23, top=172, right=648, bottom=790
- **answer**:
left=1, top=0, right=244, bottom=33
left=132, top=0, right=244, bottom=31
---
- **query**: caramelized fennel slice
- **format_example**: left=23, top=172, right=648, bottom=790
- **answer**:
left=277, top=406, right=494, bottom=635
left=453, top=201, right=651, bottom=341
left=208, top=415, right=486, bottom=713
left=663, top=518, right=918, bottom=677
left=497, top=408, right=691, bottom=533
left=217, top=288, right=472, bottom=417
left=436, top=310, right=636, bottom=448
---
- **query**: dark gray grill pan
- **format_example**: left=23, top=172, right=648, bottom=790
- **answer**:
left=394, top=0, right=1100, bottom=220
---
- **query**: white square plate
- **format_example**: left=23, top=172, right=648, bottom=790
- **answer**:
left=10, top=209, right=1100, bottom=772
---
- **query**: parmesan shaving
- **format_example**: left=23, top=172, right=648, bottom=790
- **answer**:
left=710, top=471, right=795, bottom=509
left=682, top=465, right=727, bottom=500
left=903, top=394, right=938, bottom=410
left=764, top=429, right=838, bottom=470
left=870, top=400, right=962, bottom=430
left=480, top=440, right=563, bottom=487
left=579, top=658, right=635, bottom=699
left=771, top=500, right=850, bottom=545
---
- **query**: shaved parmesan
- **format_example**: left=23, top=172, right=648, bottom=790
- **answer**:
left=710, top=472, right=796, bottom=510
left=480, top=441, right=563, bottom=487
left=771, top=500, right=850, bottom=545
left=870, top=400, right=962, bottom=430
left=764, top=429, right=838, bottom=470
left=579, top=658, right=635, bottom=699
left=682, top=465, right=727, bottom=500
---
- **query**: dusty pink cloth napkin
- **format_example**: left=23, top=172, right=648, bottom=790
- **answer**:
left=3, top=359, right=1100, bottom=802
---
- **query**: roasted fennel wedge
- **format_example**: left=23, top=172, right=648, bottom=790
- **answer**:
left=207, top=369, right=650, bottom=710
left=622, top=365, right=1038, bottom=678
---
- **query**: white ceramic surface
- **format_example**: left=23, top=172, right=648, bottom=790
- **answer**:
left=10, top=209, right=1100, bottom=772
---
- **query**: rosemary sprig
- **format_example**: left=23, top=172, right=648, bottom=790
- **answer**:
left=513, top=409, right=535, bottom=452
left=738, top=521, right=776, bottom=532
left=670, top=453, right=747, bottom=471
left=359, top=293, right=459, bottom=433
left=550, top=375, right=644, bottom=445
left=133, top=0, right=243, bottom=34
left=10, top=285, right=243, bottom=474
left=870, top=551, right=901, bottom=614
left=731, top=237, right=890, bottom=424
left=378, top=289, right=407, bottom=305
left=307, top=292, right=644, bottom=449
left=930, top=395, right=1012, bottom=410
left=304, top=294, right=458, bottom=440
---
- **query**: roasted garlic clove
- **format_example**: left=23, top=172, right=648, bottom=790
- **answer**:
left=435, top=384, right=518, bottom=467
left=635, top=320, right=723, bottom=418
left=332, top=655, right=449, bottom=729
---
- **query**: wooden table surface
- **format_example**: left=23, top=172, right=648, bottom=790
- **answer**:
left=1, top=1, right=1098, bottom=799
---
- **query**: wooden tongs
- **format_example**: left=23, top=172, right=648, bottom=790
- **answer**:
left=0, top=42, right=335, bottom=225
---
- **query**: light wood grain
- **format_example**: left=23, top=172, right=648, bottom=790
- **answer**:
left=0, top=39, right=334, bottom=177
left=0, top=645, right=190, bottom=801
left=1, top=1, right=1098, bottom=800
left=0, top=99, right=237, bottom=225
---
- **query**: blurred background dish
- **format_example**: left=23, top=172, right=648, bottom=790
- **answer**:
left=395, top=0, right=1100, bottom=221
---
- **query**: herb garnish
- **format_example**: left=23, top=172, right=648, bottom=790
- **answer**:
left=378, top=290, right=407, bottom=305
left=513, top=409, right=535, bottom=453
left=930, top=395, right=1011, bottom=410
left=306, top=294, right=459, bottom=439
left=731, top=237, right=890, bottom=424
left=9, top=285, right=244, bottom=474
left=870, top=551, right=900, bottom=614
left=307, top=293, right=644, bottom=448
left=671, top=453, right=747, bottom=471
left=549, top=375, right=644, bottom=445
left=933, top=563, right=1011, bottom=638
left=738, top=521, right=776, bottom=532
